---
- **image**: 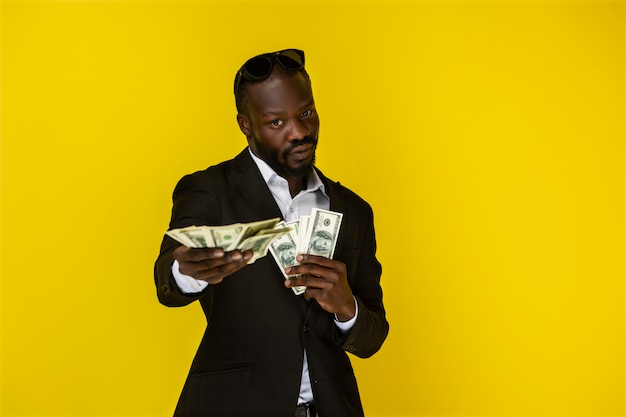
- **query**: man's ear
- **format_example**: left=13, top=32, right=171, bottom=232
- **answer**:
left=237, top=113, right=251, bottom=136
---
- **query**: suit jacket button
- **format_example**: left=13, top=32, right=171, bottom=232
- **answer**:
left=303, top=323, right=310, bottom=332
left=347, top=344, right=356, bottom=352
left=161, top=284, right=170, bottom=294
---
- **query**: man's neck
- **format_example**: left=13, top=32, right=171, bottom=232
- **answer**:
left=286, top=174, right=308, bottom=198
left=247, top=148, right=313, bottom=197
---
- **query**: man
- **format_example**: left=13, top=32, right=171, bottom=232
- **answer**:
left=154, top=49, right=389, bottom=417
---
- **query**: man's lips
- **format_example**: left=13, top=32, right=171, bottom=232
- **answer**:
left=288, top=143, right=313, bottom=160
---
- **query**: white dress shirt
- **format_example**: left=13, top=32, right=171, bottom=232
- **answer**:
left=172, top=148, right=358, bottom=404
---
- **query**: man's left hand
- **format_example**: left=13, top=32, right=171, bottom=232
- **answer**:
left=284, top=254, right=356, bottom=321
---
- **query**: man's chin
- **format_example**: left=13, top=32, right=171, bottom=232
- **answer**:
left=278, top=163, right=313, bottom=177
left=282, top=154, right=316, bottom=177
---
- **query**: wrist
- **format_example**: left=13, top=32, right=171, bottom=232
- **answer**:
left=335, top=297, right=357, bottom=322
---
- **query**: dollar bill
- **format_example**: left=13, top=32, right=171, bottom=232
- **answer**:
left=269, top=221, right=306, bottom=295
left=165, top=210, right=343, bottom=296
left=286, top=219, right=300, bottom=237
left=239, top=228, right=291, bottom=264
left=172, top=226, right=215, bottom=248
left=297, top=215, right=310, bottom=255
left=165, top=229, right=195, bottom=247
left=300, top=208, right=342, bottom=258
left=165, top=218, right=282, bottom=260
left=230, top=218, right=283, bottom=249
left=210, top=224, right=245, bottom=250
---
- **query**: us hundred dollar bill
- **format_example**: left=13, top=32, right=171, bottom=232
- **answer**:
left=301, top=208, right=343, bottom=259
left=166, top=226, right=214, bottom=248
left=297, top=215, right=310, bottom=255
left=269, top=221, right=306, bottom=295
left=239, top=227, right=291, bottom=264
left=165, top=218, right=284, bottom=261
left=232, top=218, right=285, bottom=249
left=209, top=224, right=245, bottom=250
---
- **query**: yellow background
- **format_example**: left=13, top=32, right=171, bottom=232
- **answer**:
left=1, top=0, right=624, bottom=416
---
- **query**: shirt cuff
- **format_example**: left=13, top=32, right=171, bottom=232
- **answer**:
left=334, top=296, right=358, bottom=333
left=172, top=259, right=209, bottom=294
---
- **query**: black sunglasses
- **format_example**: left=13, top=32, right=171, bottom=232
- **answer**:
left=234, top=49, right=305, bottom=95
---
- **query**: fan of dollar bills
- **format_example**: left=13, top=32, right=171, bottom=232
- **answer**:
left=268, top=208, right=343, bottom=294
left=165, top=208, right=343, bottom=295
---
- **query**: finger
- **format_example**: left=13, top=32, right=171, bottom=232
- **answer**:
left=190, top=247, right=226, bottom=261
left=285, top=264, right=334, bottom=281
left=298, top=285, right=331, bottom=307
left=296, top=256, right=346, bottom=277
left=179, top=250, right=253, bottom=282
left=175, top=246, right=225, bottom=262
left=284, top=274, right=309, bottom=287
left=205, top=258, right=249, bottom=278
left=187, top=254, right=252, bottom=283
left=295, top=253, right=334, bottom=266
left=285, top=274, right=326, bottom=289
left=219, top=250, right=248, bottom=262
left=303, top=286, right=323, bottom=301
left=195, top=250, right=252, bottom=271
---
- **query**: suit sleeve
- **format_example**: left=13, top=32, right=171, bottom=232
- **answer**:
left=154, top=172, right=219, bottom=307
left=335, top=205, right=389, bottom=358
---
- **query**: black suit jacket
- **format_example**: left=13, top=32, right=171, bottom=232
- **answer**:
left=154, top=149, right=389, bottom=417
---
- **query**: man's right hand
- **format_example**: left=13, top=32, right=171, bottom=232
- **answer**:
left=174, top=246, right=253, bottom=284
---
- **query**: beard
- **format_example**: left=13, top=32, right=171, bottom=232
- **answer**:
left=251, top=134, right=318, bottom=177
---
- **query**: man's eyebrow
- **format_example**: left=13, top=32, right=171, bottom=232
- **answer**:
left=262, top=100, right=315, bottom=117
left=299, top=99, right=315, bottom=110
left=263, top=109, right=286, bottom=116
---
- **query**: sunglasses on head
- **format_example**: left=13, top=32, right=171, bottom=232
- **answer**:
left=234, top=49, right=305, bottom=94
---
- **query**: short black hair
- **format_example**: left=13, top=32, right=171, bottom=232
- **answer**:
left=234, top=55, right=311, bottom=114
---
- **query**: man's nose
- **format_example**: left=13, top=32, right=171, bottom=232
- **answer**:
left=288, top=119, right=310, bottom=141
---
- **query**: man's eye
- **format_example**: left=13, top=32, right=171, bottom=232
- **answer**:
left=270, top=120, right=283, bottom=127
left=302, top=110, right=313, bottom=117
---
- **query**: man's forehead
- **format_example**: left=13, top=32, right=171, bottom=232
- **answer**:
left=249, top=72, right=311, bottom=99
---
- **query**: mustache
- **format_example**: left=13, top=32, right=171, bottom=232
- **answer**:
left=284, top=136, right=318, bottom=155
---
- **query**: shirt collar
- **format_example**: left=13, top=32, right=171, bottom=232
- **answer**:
left=248, top=147, right=327, bottom=195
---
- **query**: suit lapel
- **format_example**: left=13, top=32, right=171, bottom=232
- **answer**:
left=315, top=167, right=345, bottom=214
left=230, top=149, right=284, bottom=221
left=316, top=169, right=348, bottom=253
left=228, top=151, right=349, bottom=232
